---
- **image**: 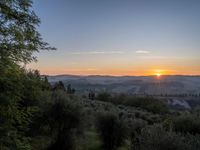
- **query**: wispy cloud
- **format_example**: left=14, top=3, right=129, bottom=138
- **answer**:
left=135, top=50, right=150, bottom=54
left=70, top=51, right=124, bottom=55
left=86, top=68, right=99, bottom=71
left=139, top=56, right=186, bottom=59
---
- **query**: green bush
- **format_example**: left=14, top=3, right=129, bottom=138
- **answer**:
left=44, top=91, right=83, bottom=150
left=96, top=92, right=111, bottom=102
left=96, top=113, right=127, bottom=150
left=96, top=92, right=168, bottom=114
left=123, top=97, right=168, bottom=114
left=172, top=114, right=200, bottom=134
left=130, top=124, right=196, bottom=150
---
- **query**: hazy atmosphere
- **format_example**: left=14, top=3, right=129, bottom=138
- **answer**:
left=29, top=0, right=200, bottom=76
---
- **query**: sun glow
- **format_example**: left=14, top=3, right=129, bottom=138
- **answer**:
left=151, top=69, right=166, bottom=77
left=156, top=73, right=161, bottom=77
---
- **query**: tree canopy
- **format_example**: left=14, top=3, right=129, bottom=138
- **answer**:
left=0, top=0, right=55, bottom=64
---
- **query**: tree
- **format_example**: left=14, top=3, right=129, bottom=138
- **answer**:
left=88, top=90, right=95, bottom=100
left=67, top=84, right=72, bottom=93
left=43, top=76, right=51, bottom=90
left=0, top=63, right=29, bottom=149
left=96, top=113, right=127, bottom=150
left=44, top=91, right=83, bottom=150
left=0, top=66, right=51, bottom=149
left=52, top=81, right=66, bottom=91
left=96, top=92, right=111, bottom=102
left=0, top=0, right=55, bottom=64
left=0, top=0, right=55, bottom=149
left=67, top=84, right=76, bottom=94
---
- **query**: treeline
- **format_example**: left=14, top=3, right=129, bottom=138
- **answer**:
left=95, top=92, right=169, bottom=114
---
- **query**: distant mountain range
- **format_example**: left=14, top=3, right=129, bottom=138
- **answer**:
left=47, top=75, right=200, bottom=96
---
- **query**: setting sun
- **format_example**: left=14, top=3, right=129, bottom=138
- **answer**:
left=156, top=73, right=161, bottom=77
left=150, top=69, right=165, bottom=77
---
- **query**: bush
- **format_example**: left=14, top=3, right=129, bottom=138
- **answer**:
left=96, top=113, right=127, bottom=150
left=184, top=134, right=200, bottom=150
left=42, top=91, right=83, bottom=150
left=96, top=93, right=168, bottom=114
left=131, top=125, right=190, bottom=150
left=172, top=114, right=200, bottom=134
left=96, top=92, right=111, bottom=102
left=123, top=97, right=168, bottom=114
left=52, top=81, right=66, bottom=91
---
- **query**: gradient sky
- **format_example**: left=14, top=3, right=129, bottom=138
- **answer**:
left=29, top=0, right=200, bottom=76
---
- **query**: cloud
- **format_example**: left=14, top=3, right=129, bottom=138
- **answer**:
left=70, top=51, right=124, bottom=55
left=86, top=68, right=99, bottom=71
left=139, top=56, right=185, bottom=59
left=135, top=50, right=150, bottom=54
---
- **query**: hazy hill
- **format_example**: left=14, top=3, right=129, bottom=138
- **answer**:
left=48, top=75, right=200, bottom=96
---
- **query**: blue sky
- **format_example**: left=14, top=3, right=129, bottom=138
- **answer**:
left=30, top=0, right=200, bottom=75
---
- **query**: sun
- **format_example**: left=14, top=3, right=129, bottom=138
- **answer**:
left=149, top=69, right=168, bottom=77
left=156, top=73, right=161, bottom=77
left=151, top=69, right=164, bottom=77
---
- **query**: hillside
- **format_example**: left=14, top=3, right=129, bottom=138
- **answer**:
left=48, top=75, right=200, bottom=96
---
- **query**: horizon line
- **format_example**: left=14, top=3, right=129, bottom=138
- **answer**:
left=42, top=73, right=200, bottom=77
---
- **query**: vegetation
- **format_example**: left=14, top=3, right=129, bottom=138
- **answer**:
left=45, top=91, right=83, bottom=150
left=172, top=114, right=200, bottom=134
left=131, top=124, right=200, bottom=150
left=96, top=93, right=168, bottom=114
left=0, top=0, right=55, bottom=64
left=96, top=113, right=127, bottom=150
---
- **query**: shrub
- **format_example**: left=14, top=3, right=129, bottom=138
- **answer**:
left=52, top=81, right=66, bottom=91
left=96, top=113, right=127, bottom=150
left=129, top=118, right=147, bottom=134
left=43, top=91, right=83, bottom=150
left=123, top=97, right=168, bottom=114
left=96, top=92, right=111, bottom=102
left=172, top=114, right=200, bottom=134
left=96, top=93, right=169, bottom=114
left=131, top=125, right=189, bottom=150
left=184, top=134, right=200, bottom=150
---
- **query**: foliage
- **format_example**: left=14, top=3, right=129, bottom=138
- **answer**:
left=123, top=97, right=168, bottom=114
left=88, top=90, right=95, bottom=100
left=131, top=124, right=200, bottom=150
left=0, top=0, right=55, bottom=147
left=44, top=91, right=83, bottom=150
left=96, top=113, right=127, bottom=150
left=0, top=0, right=55, bottom=64
left=96, top=92, right=111, bottom=102
left=0, top=63, right=50, bottom=149
left=67, top=84, right=76, bottom=94
left=52, top=81, right=66, bottom=91
left=96, top=92, right=168, bottom=114
left=172, top=114, right=200, bottom=134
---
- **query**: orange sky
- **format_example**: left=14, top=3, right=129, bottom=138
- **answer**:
left=28, top=50, right=200, bottom=76
left=28, top=56, right=200, bottom=76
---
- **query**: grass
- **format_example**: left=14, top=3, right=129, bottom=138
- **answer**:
left=80, top=131, right=102, bottom=150
left=79, top=130, right=129, bottom=150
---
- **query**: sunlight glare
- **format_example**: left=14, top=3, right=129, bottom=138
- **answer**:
left=156, top=73, right=161, bottom=77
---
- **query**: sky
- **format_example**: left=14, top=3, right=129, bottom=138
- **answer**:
left=29, top=0, right=200, bottom=76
